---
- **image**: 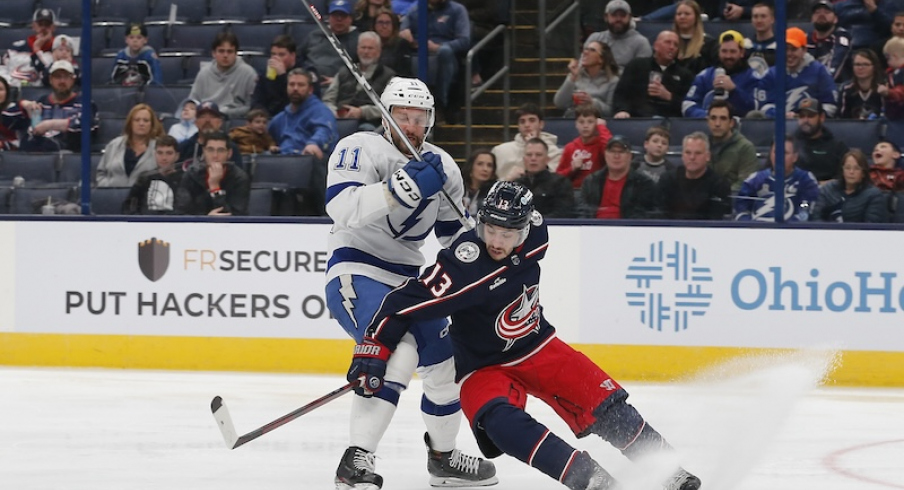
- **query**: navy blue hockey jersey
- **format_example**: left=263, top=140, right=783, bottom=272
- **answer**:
left=367, top=212, right=554, bottom=381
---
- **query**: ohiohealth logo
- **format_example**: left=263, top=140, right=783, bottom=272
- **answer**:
left=625, top=241, right=712, bottom=332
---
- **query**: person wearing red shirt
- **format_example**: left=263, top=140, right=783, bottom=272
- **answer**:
left=556, top=104, right=612, bottom=190
left=577, top=135, right=658, bottom=219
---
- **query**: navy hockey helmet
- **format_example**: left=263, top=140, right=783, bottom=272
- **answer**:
left=476, top=181, right=535, bottom=246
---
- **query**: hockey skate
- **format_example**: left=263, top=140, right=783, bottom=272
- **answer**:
left=562, top=451, right=618, bottom=490
left=335, top=446, right=383, bottom=490
left=662, top=468, right=701, bottom=490
left=424, top=433, right=499, bottom=487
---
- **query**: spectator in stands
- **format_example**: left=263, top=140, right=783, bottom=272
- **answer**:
left=373, top=10, right=413, bottom=77
left=391, top=0, right=415, bottom=15
left=756, top=27, right=838, bottom=118
left=578, top=135, right=658, bottom=219
left=683, top=29, right=759, bottom=118
left=269, top=68, right=339, bottom=159
left=514, top=138, right=575, bottom=218
left=301, top=0, right=361, bottom=86
left=706, top=100, right=759, bottom=193
left=168, top=98, right=199, bottom=144
left=492, top=103, right=563, bottom=181
left=177, top=100, right=242, bottom=164
left=746, top=2, right=777, bottom=78
left=658, top=131, right=731, bottom=220
left=632, top=125, right=676, bottom=183
left=461, top=148, right=497, bottom=216
left=811, top=149, right=888, bottom=222
left=837, top=49, right=885, bottom=119
left=553, top=41, right=619, bottom=118
left=399, top=0, right=470, bottom=120
left=0, top=77, right=18, bottom=150
left=585, top=0, right=652, bottom=75
left=228, top=109, right=279, bottom=155
left=720, top=0, right=755, bottom=21
left=322, top=31, right=396, bottom=131
left=189, top=31, right=258, bottom=119
left=269, top=68, right=339, bottom=216
left=175, top=131, right=250, bottom=216
left=353, top=0, right=393, bottom=31
left=111, top=23, right=163, bottom=87
left=673, top=0, right=717, bottom=75
left=123, top=135, right=185, bottom=215
left=881, top=37, right=904, bottom=122
left=7, top=8, right=57, bottom=87
left=835, top=0, right=897, bottom=52
left=868, top=140, right=904, bottom=191
left=892, top=12, right=904, bottom=41
left=613, top=30, right=694, bottom=119
left=555, top=104, right=612, bottom=191
left=7, top=60, right=98, bottom=153
left=252, top=36, right=320, bottom=118
left=808, top=1, right=852, bottom=82
left=734, top=136, right=819, bottom=222
left=793, top=97, right=849, bottom=183
left=39, top=35, right=81, bottom=87
left=96, top=103, right=166, bottom=187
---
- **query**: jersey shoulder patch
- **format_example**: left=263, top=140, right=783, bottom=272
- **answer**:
left=530, top=210, right=543, bottom=226
left=454, top=241, right=480, bottom=263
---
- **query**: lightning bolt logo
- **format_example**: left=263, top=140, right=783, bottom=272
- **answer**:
left=338, top=275, right=358, bottom=330
left=387, top=199, right=431, bottom=240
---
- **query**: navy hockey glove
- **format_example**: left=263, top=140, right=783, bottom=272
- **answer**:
left=347, top=337, right=392, bottom=397
left=388, top=152, right=447, bottom=208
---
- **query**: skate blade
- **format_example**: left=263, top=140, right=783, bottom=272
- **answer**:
left=335, top=482, right=381, bottom=490
left=428, top=475, right=499, bottom=487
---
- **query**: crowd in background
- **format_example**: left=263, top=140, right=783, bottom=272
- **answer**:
left=0, top=0, right=902, bottom=222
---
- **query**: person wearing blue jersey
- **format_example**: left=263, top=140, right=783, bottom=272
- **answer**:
left=755, top=27, right=838, bottom=118
left=734, top=136, right=820, bottom=221
left=324, top=77, right=497, bottom=490
left=111, top=23, right=163, bottom=87
left=347, top=181, right=702, bottom=490
left=682, top=29, right=760, bottom=118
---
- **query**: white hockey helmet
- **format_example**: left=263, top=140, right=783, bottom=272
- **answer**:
left=380, top=77, right=435, bottom=145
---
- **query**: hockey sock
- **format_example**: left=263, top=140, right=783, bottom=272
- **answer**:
left=481, top=403, right=579, bottom=482
left=588, top=400, right=672, bottom=459
left=422, top=406, right=462, bottom=453
left=349, top=386, right=401, bottom=452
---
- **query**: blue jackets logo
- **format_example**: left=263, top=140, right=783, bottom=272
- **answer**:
left=625, top=241, right=712, bottom=332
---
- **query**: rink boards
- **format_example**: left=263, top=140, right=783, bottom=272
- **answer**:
left=1, top=220, right=903, bottom=386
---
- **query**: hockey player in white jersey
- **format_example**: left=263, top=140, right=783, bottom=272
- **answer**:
left=324, top=77, right=498, bottom=490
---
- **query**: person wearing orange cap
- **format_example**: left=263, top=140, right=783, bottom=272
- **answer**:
left=755, top=27, right=837, bottom=118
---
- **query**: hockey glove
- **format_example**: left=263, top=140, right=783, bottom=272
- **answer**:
left=388, top=152, right=447, bottom=208
left=347, top=337, right=392, bottom=397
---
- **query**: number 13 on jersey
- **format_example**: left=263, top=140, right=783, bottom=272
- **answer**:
left=421, top=264, right=452, bottom=297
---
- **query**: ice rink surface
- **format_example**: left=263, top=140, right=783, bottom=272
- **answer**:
left=2, top=355, right=903, bottom=490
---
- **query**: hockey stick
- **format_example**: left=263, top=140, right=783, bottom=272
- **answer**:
left=211, top=381, right=355, bottom=449
left=300, top=0, right=472, bottom=229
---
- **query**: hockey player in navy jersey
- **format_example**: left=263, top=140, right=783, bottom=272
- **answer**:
left=324, top=77, right=497, bottom=490
left=349, top=181, right=702, bottom=490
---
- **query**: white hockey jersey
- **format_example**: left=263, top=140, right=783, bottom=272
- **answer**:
left=325, top=132, right=468, bottom=286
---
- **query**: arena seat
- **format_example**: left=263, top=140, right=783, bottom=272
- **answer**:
left=167, top=25, right=229, bottom=54
left=667, top=117, right=708, bottom=142
left=824, top=119, right=882, bottom=153
left=9, top=185, right=75, bottom=214
left=207, top=0, right=269, bottom=24
left=337, top=118, right=360, bottom=140
left=0, top=186, right=11, bottom=214
left=2, top=0, right=36, bottom=26
left=91, top=86, right=143, bottom=117
left=247, top=187, right=276, bottom=216
left=156, top=56, right=190, bottom=85
left=250, top=154, right=314, bottom=190
left=148, top=0, right=209, bottom=24
left=94, top=0, right=150, bottom=26
left=58, top=153, right=102, bottom=184
left=0, top=153, right=60, bottom=184
left=142, top=85, right=192, bottom=117
left=230, top=23, right=287, bottom=55
left=92, top=117, right=127, bottom=152
left=89, top=186, right=130, bottom=215
left=607, top=118, right=670, bottom=147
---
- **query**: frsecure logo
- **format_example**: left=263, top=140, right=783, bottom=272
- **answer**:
left=625, top=241, right=713, bottom=332
left=138, top=237, right=170, bottom=282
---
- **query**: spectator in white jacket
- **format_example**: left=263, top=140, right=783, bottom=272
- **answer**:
left=96, top=104, right=165, bottom=187
left=492, top=103, right=563, bottom=181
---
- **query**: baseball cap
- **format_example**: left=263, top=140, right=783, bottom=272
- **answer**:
left=605, top=0, right=631, bottom=15
left=812, top=0, right=834, bottom=12
left=33, top=8, right=56, bottom=24
left=786, top=27, right=807, bottom=49
left=126, top=23, right=148, bottom=38
left=49, top=60, right=75, bottom=75
left=52, top=34, right=74, bottom=51
left=606, top=135, right=631, bottom=151
left=197, top=100, right=224, bottom=118
left=719, top=29, right=746, bottom=45
left=329, top=0, right=352, bottom=14
left=795, top=97, right=824, bottom=115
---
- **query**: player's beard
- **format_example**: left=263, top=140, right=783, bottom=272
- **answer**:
left=391, top=127, right=424, bottom=156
